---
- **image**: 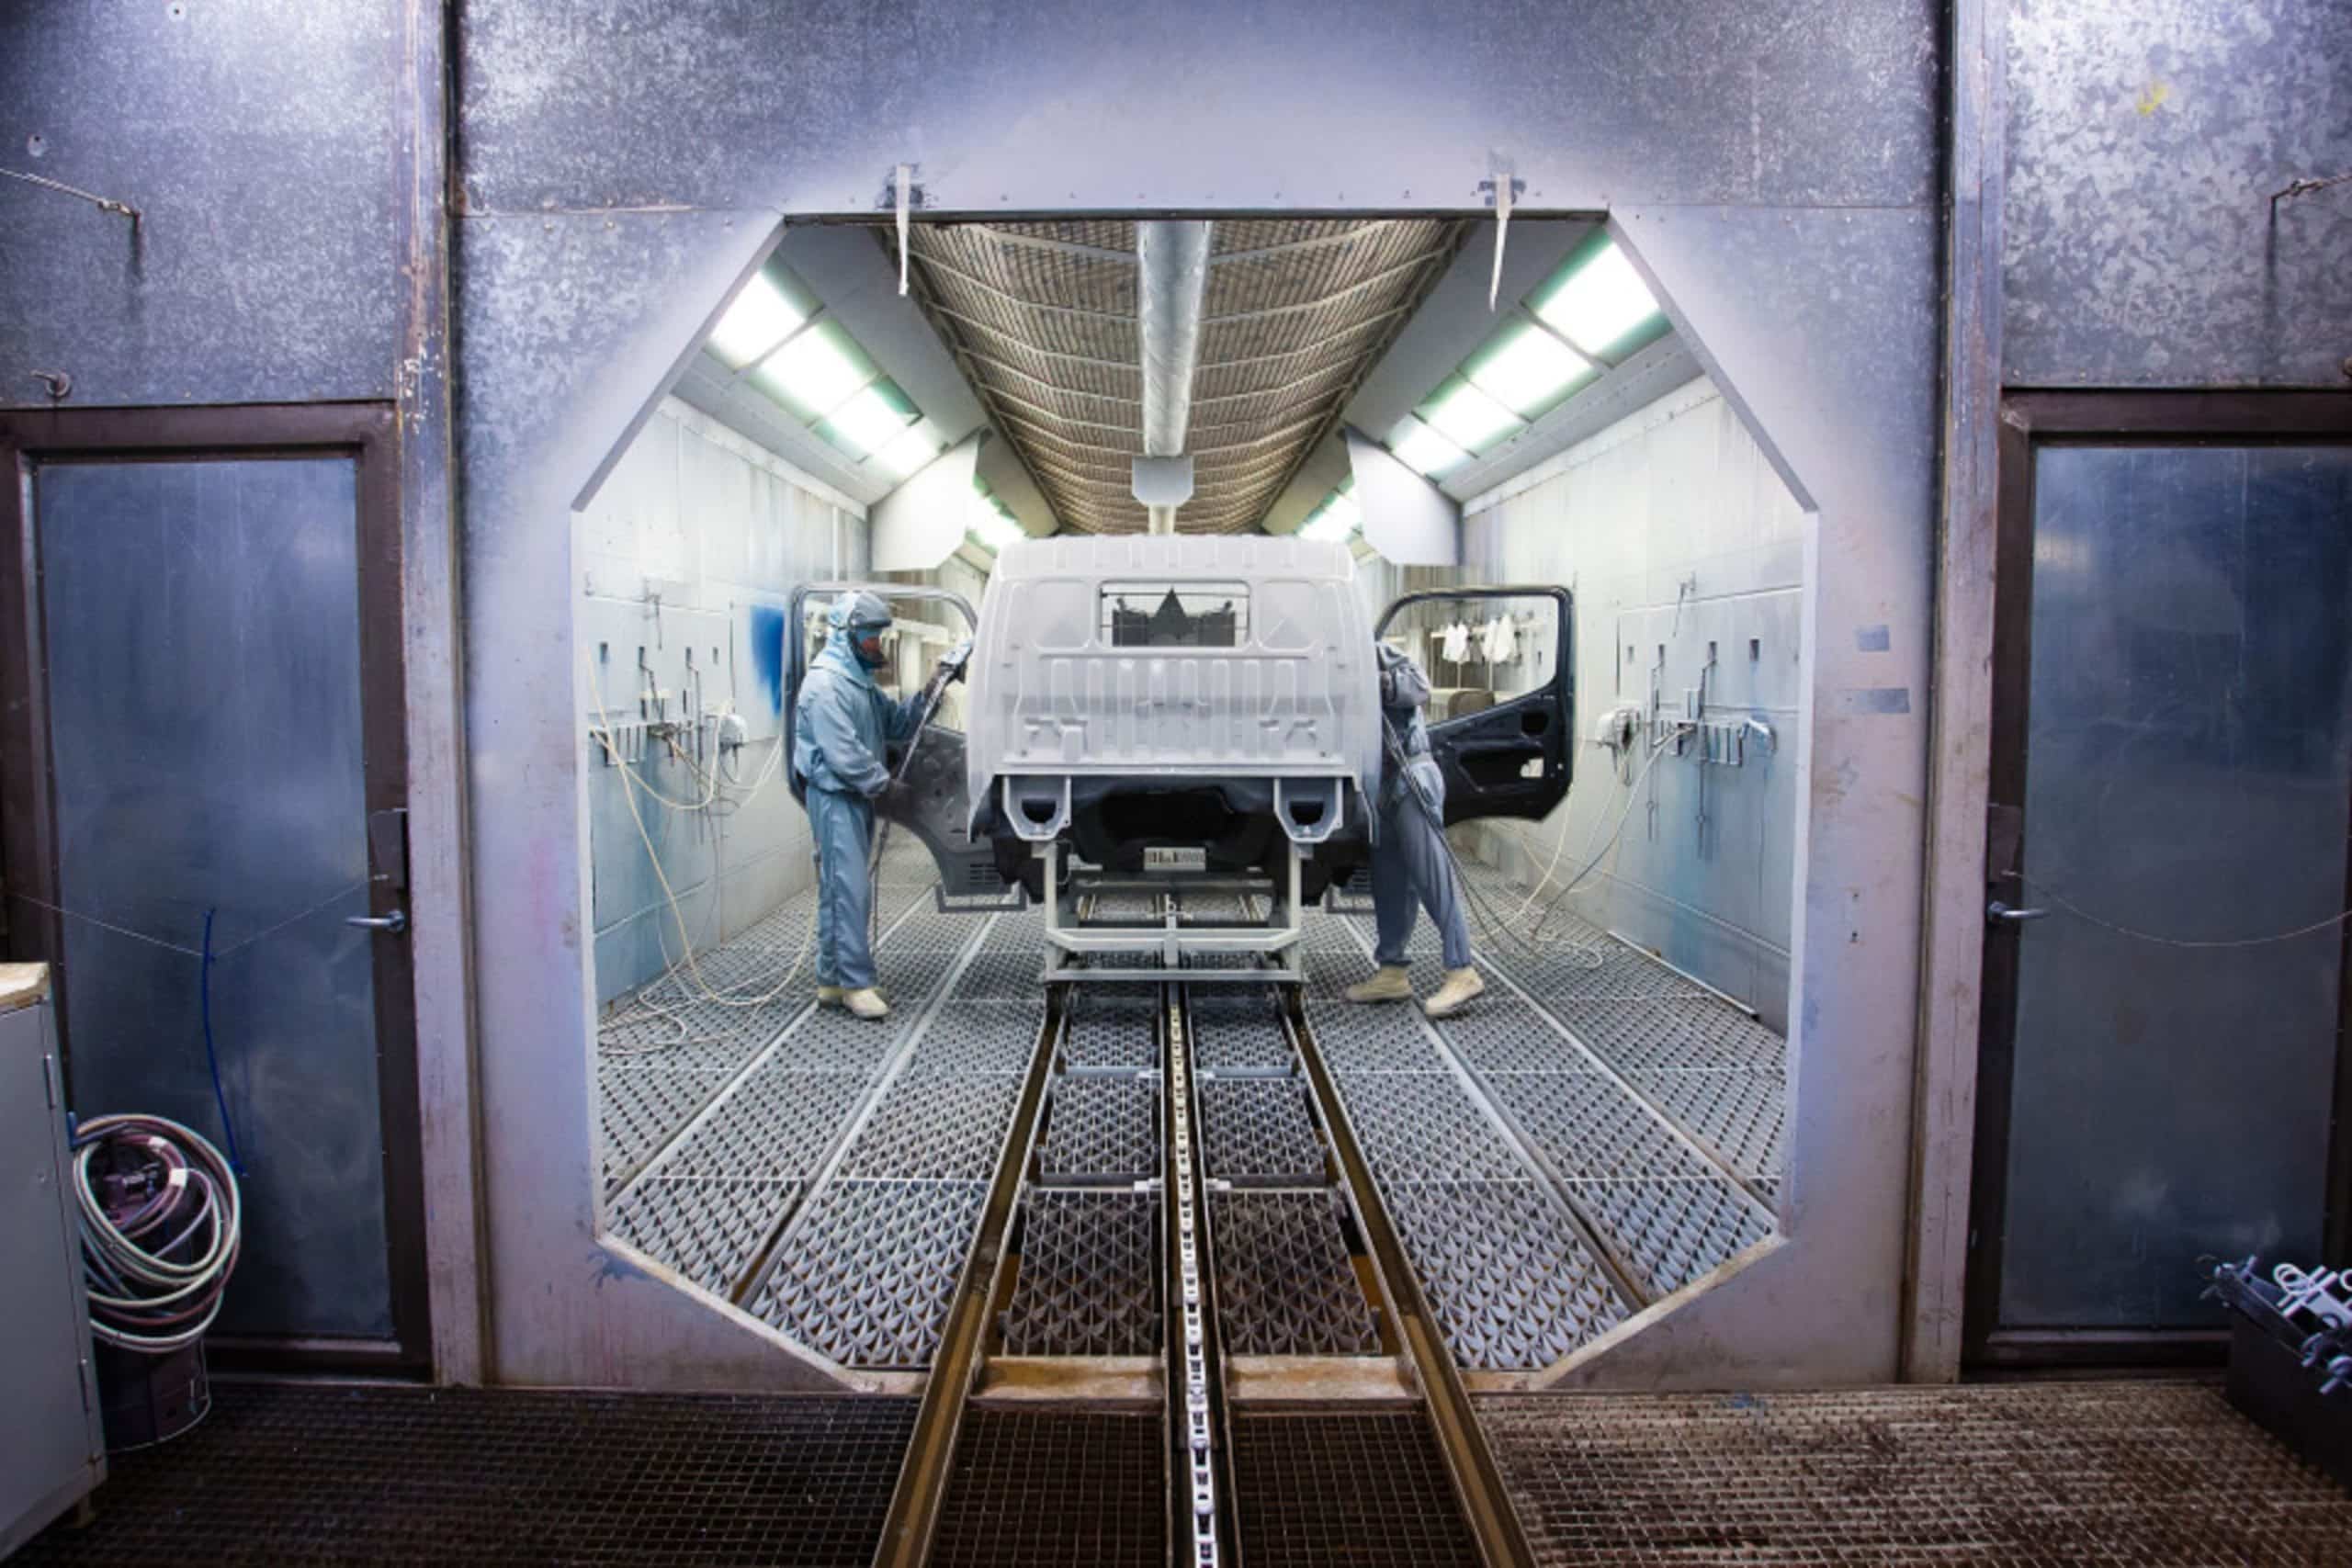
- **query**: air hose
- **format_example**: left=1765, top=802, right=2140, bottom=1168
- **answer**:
left=74, top=1112, right=243, bottom=1355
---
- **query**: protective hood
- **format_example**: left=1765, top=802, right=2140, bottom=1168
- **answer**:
left=824, top=590, right=894, bottom=672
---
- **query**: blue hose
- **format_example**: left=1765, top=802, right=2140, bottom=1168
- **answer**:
left=198, top=908, right=247, bottom=1176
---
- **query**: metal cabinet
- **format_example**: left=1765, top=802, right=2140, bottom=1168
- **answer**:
left=0, top=964, right=105, bottom=1555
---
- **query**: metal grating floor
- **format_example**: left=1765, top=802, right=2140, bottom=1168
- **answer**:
left=13, top=1382, right=919, bottom=1567
left=1482, top=1382, right=2352, bottom=1566
left=1211, top=1189, right=1381, bottom=1356
left=1199, top=1077, right=1328, bottom=1184
left=1230, top=1412, right=1482, bottom=1567
left=1038, top=1075, right=1160, bottom=1182
left=930, top=1408, right=1169, bottom=1567
left=999, top=1188, right=1161, bottom=1356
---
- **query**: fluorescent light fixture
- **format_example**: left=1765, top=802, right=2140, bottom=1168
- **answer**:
left=1418, top=376, right=1525, bottom=454
left=1534, top=241, right=1662, bottom=357
left=707, top=272, right=808, bottom=368
left=816, top=381, right=919, bottom=459
left=1299, top=491, right=1361, bottom=543
left=752, top=321, right=874, bottom=419
left=969, top=500, right=1023, bottom=549
left=1464, top=322, right=1594, bottom=418
left=1386, top=416, right=1471, bottom=479
left=873, top=423, right=946, bottom=479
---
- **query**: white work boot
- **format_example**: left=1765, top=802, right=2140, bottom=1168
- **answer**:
left=1422, top=966, right=1485, bottom=1019
left=1343, top=965, right=1414, bottom=1004
left=816, top=986, right=844, bottom=1007
left=843, top=987, right=890, bottom=1020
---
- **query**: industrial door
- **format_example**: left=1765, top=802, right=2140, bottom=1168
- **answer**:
left=1967, top=393, right=2352, bottom=1367
left=0, top=406, right=428, bottom=1373
left=1376, top=586, right=1575, bottom=825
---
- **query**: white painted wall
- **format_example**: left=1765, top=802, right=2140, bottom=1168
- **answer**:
left=1456, top=377, right=1806, bottom=1028
left=576, top=399, right=869, bottom=1001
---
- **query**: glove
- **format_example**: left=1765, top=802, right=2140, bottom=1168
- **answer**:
left=941, top=638, right=974, bottom=685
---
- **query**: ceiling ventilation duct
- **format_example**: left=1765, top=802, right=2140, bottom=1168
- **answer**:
left=1135, top=220, right=1213, bottom=534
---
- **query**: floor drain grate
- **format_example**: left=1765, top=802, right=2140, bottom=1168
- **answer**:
left=749, top=1178, right=987, bottom=1368
left=1211, top=1189, right=1379, bottom=1356
left=1383, top=1180, right=1628, bottom=1370
left=1199, top=1077, right=1326, bottom=1184
left=999, top=1188, right=1161, bottom=1356
left=1231, top=1412, right=1480, bottom=1567
left=1038, top=1076, right=1160, bottom=1182
left=931, top=1408, right=1170, bottom=1567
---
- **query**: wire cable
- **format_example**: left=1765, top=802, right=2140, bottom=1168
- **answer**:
left=74, top=1112, right=242, bottom=1357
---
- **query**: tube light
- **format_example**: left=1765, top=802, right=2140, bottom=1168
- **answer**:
left=1534, top=242, right=1662, bottom=358
left=819, top=383, right=920, bottom=459
left=1464, top=323, right=1594, bottom=418
left=752, top=321, right=874, bottom=419
left=1418, top=376, right=1525, bottom=454
left=708, top=273, right=808, bottom=368
left=970, top=502, right=1023, bottom=549
left=873, top=423, right=946, bottom=479
left=1386, top=416, right=1471, bottom=479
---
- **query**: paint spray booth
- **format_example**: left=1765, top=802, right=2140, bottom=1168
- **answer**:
left=4, top=1, right=2349, bottom=1562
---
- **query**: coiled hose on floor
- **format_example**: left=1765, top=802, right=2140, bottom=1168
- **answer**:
left=74, top=1112, right=243, bottom=1354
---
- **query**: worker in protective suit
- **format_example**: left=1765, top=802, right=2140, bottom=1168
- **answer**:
left=792, top=591, right=937, bottom=1020
left=1345, top=644, right=1485, bottom=1018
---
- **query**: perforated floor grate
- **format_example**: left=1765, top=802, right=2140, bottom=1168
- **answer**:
left=1189, top=987, right=1295, bottom=1074
left=641, top=1069, right=866, bottom=1183
left=1383, top=1180, right=1629, bottom=1370
left=1199, top=1077, right=1327, bottom=1184
left=1546, top=998, right=1786, bottom=1072
left=1064, top=986, right=1163, bottom=1073
left=1039, top=1076, right=1160, bottom=1182
left=1230, top=1412, right=1481, bottom=1567
left=1328, top=1070, right=1527, bottom=1184
left=999, top=1188, right=1161, bottom=1356
left=1482, top=1382, right=2352, bottom=1566
left=11, top=1382, right=920, bottom=1566
left=1211, top=1189, right=1380, bottom=1356
left=605, top=1176, right=800, bottom=1297
left=899, top=1001, right=1048, bottom=1077
left=1483, top=1071, right=1721, bottom=1182
left=930, top=1408, right=1169, bottom=1567
left=1566, top=1178, right=1774, bottom=1299
left=839, top=1078, right=1023, bottom=1180
left=598, top=1068, right=737, bottom=1194
left=749, top=1178, right=987, bottom=1368
left=1621, top=1066, right=1788, bottom=1190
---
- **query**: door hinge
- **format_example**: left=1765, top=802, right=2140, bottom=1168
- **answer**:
left=368, top=807, right=411, bottom=894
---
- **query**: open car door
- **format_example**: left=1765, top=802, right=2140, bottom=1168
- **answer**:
left=784, top=581, right=1015, bottom=906
left=1375, top=586, right=1574, bottom=825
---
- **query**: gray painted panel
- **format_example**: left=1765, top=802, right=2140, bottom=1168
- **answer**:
left=2005, top=0, right=2352, bottom=387
left=456, top=0, right=1935, bottom=214
left=0, top=0, right=401, bottom=407
left=38, top=457, right=392, bottom=1338
left=2001, top=445, right=2352, bottom=1328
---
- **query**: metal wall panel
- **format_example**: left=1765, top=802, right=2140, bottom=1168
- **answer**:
left=2005, top=0, right=2352, bottom=388
left=37, top=457, right=393, bottom=1338
left=0, top=0, right=401, bottom=407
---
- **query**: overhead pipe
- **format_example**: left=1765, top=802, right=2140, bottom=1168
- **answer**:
left=1135, top=220, right=1213, bottom=533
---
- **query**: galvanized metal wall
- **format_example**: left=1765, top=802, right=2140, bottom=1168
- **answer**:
left=579, top=400, right=865, bottom=1002
left=2005, top=0, right=2352, bottom=388
left=447, top=0, right=1941, bottom=1390
left=0, top=0, right=1941, bottom=1390
left=0, top=0, right=402, bottom=406
left=1460, top=378, right=1807, bottom=1032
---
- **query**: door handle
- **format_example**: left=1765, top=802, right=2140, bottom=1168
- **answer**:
left=346, top=909, right=409, bottom=934
left=1985, top=900, right=2047, bottom=924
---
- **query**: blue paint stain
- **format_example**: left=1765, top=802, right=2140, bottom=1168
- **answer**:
left=1854, top=624, right=1892, bottom=653
left=749, top=604, right=786, bottom=715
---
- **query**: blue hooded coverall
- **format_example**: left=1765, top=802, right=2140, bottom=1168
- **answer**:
left=1372, top=644, right=1475, bottom=971
left=793, top=592, right=924, bottom=990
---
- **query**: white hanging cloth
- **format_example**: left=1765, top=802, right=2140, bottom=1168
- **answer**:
left=1480, top=615, right=1518, bottom=664
left=1440, top=622, right=1472, bottom=663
